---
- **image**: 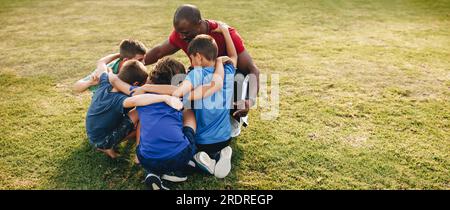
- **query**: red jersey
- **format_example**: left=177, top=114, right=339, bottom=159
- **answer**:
left=169, top=20, right=245, bottom=59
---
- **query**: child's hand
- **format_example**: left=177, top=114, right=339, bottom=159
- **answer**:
left=131, top=87, right=146, bottom=96
left=165, top=96, right=183, bottom=111
left=89, top=73, right=100, bottom=85
left=107, top=71, right=118, bottom=84
left=212, top=21, right=229, bottom=33
left=218, top=56, right=232, bottom=65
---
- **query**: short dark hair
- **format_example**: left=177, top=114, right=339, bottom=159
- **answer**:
left=187, top=34, right=218, bottom=61
left=149, top=57, right=186, bottom=85
left=118, top=60, right=148, bottom=86
left=119, top=39, right=147, bottom=59
left=173, top=4, right=202, bottom=26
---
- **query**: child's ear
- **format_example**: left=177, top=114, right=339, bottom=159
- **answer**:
left=133, top=81, right=140, bottom=86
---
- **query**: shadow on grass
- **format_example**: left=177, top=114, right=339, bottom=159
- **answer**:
left=49, top=140, right=144, bottom=189
left=172, top=137, right=245, bottom=190
left=50, top=137, right=245, bottom=190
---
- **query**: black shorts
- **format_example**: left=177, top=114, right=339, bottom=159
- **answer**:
left=94, top=115, right=134, bottom=150
left=196, top=138, right=232, bottom=159
left=136, top=126, right=197, bottom=175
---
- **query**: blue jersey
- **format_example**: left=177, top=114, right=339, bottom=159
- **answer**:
left=137, top=101, right=190, bottom=160
left=85, top=73, right=129, bottom=144
left=185, top=63, right=235, bottom=144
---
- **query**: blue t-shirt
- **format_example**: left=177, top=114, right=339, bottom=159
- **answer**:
left=85, top=73, right=130, bottom=145
left=185, top=63, right=235, bottom=145
left=137, top=100, right=190, bottom=160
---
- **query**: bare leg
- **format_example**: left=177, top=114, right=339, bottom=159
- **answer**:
left=124, top=109, right=139, bottom=142
left=124, top=130, right=136, bottom=141
left=128, top=108, right=139, bottom=125
left=96, top=148, right=120, bottom=159
left=183, top=109, right=196, bottom=132
left=134, top=122, right=141, bottom=165
left=136, top=122, right=141, bottom=146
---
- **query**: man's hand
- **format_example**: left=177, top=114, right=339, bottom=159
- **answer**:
left=233, top=99, right=253, bottom=119
left=165, top=96, right=183, bottom=111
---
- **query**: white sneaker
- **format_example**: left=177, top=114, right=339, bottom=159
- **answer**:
left=214, top=146, right=232, bottom=178
left=230, top=117, right=241, bottom=138
left=161, top=172, right=187, bottom=183
left=144, top=173, right=169, bottom=190
left=194, top=152, right=216, bottom=175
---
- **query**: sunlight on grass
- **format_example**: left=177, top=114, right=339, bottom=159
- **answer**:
left=0, top=0, right=449, bottom=189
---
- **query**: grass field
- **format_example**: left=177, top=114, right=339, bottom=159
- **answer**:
left=0, top=0, right=449, bottom=189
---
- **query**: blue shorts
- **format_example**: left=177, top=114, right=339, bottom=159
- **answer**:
left=92, top=115, right=134, bottom=150
left=136, top=127, right=196, bottom=175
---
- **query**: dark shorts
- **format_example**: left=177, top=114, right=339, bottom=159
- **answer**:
left=94, top=115, right=134, bottom=150
left=196, top=138, right=232, bottom=160
left=137, top=126, right=197, bottom=175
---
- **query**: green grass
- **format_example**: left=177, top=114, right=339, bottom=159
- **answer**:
left=0, top=0, right=449, bottom=189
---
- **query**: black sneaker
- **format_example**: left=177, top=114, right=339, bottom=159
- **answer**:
left=144, top=173, right=169, bottom=190
left=161, top=171, right=188, bottom=183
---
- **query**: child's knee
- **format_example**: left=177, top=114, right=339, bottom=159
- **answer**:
left=183, top=109, right=196, bottom=131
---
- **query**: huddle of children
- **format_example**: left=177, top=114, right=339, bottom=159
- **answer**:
left=74, top=23, right=238, bottom=190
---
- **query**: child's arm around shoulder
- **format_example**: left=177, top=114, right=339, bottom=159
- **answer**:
left=95, top=53, right=120, bottom=77
left=73, top=73, right=99, bottom=93
left=214, top=22, right=238, bottom=67
left=73, top=53, right=120, bottom=93
left=108, top=72, right=134, bottom=96
left=123, top=94, right=183, bottom=110
left=187, top=57, right=227, bottom=100
left=131, top=83, right=184, bottom=97
left=130, top=76, right=194, bottom=98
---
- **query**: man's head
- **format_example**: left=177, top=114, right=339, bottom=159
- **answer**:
left=119, top=39, right=148, bottom=62
left=118, top=60, right=148, bottom=86
left=187, top=34, right=218, bottom=65
left=149, top=57, right=186, bottom=85
left=173, top=4, right=202, bottom=42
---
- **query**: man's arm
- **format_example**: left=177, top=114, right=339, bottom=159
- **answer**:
left=233, top=50, right=260, bottom=118
left=143, top=40, right=180, bottom=65
left=123, top=94, right=183, bottom=110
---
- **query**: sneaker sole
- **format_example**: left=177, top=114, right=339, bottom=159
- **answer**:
left=214, top=146, right=232, bottom=178
left=145, top=174, right=169, bottom=190
left=161, top=174, right=187, bottom=183
left=230, top=117, right=241, bottom=138
left=194, top=152, right=215, bottom=175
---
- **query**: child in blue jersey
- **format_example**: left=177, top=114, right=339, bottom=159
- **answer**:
left=133, top=22, right=238, bottom=179
left=85, top=53, right=181, bottom=159
left=109, top=56, right=227, bottom=190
